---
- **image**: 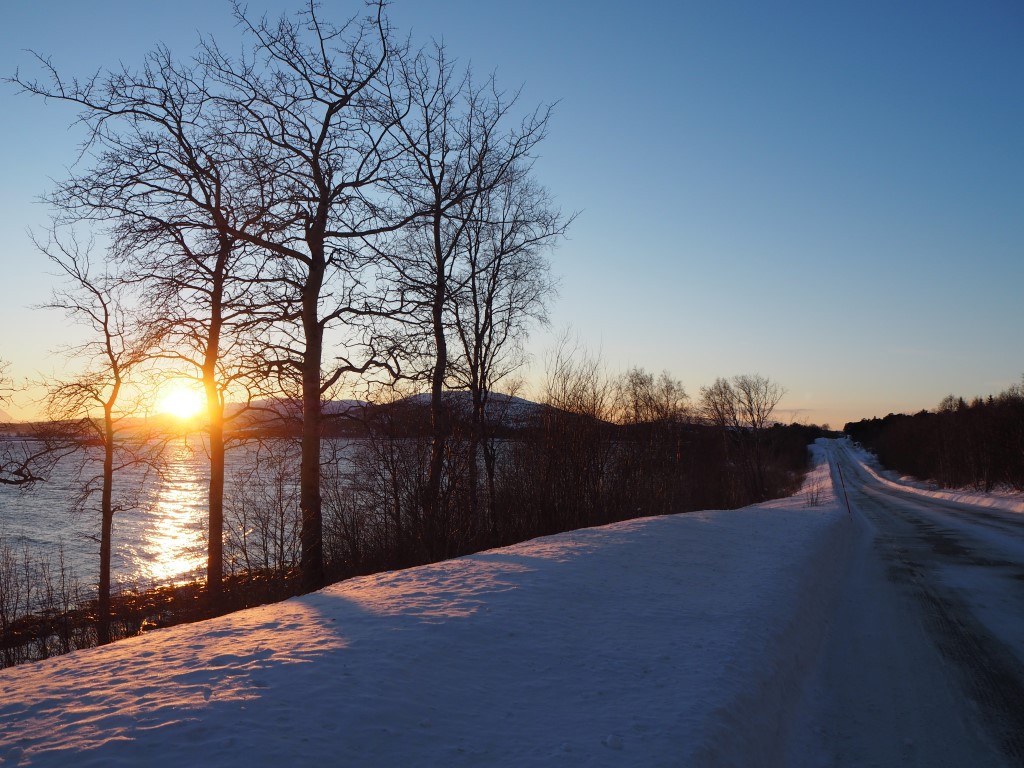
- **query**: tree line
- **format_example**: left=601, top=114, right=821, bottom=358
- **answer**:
left=844, top=379, right=1024, bottom=491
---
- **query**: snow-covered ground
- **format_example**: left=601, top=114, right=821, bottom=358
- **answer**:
left=2, top=441, right=1022, bottom=767
left=0, top=446, right=849, bottom=767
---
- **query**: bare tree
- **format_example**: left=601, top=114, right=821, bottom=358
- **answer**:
left=617, top=368, right=689, bottom=425
left=609, top=368, right=692, bottom=517
left=700, top=377, right=739, bottom=431
left=374, top=43, right=565, bottom=546
left=12, top=0, right=571, bottom=592
left=524, top=338, right=616, bottom=533
left=736, top=374, right=784, bottom=499
left=1, top=362, right=74, bottom=486
left=1, top=361, right=32, bottom=486
left=380, top=45, right=481, bottom=550
left=731, top=374, right=786, bottom=433
left=224, top=442, right=301, bottom=578
left=1, top=444, right=48, bottom=486
left=41, top=235, right=159, bottom=644
left=13, top=47, right=276, bottom=610
left=449, top=170, right=564, bottom=533
left=0, top=361, right=11, bottom=410
left=1, top=385, right=34, bottom=484
left=195, top=1, right=412, bottom=589
left=699, top=374, right=785, bottom=501
left=0, top=424, right=79, bottom=487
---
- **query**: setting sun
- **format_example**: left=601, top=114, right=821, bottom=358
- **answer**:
left=158, top=384, right=205, bottom=420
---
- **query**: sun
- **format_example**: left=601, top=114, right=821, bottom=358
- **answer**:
left=158, top=384, right=205, bottom=420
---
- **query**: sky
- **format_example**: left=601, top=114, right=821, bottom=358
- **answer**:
left=1, top=0, right=1022, bottom=427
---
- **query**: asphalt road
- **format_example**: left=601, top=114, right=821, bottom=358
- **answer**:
left=792, top=441, right=1024, bottom=767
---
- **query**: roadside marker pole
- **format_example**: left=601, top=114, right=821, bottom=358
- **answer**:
left=836, top=462, right=853, bottom=515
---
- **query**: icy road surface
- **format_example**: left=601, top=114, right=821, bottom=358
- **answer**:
left=791, top=440, right=1024, bottom=767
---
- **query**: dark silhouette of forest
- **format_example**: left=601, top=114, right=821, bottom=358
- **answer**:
left=844, top=379, right=1024, bottom=492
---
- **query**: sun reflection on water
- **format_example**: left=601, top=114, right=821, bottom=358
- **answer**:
left=142, top=443, right=206, bottom=583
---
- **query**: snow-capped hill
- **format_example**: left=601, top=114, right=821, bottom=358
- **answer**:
left=224, top=398, right=368, bottom=420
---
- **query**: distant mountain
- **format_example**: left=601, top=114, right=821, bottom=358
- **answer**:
left=323, top=400, right=369, bottom=416
left=225, top=398, right=368, bottom=420
left=386, top=391, right=550, bottom=429
left=220, top=392, right=552, bottom=437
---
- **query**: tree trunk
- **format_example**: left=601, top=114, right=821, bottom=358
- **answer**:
left=204, top=242, right=228, bottom=612
left=482, top=428, right=499, bottom=541
left=299, top=256, right=326, bottom=592
left=424, top=217, right=448, bottom=559
left=467, top=426, right=480, bottom=535
left=206, top=411, right=225, bottom=610
left=97, top=411, right=115, bottom=646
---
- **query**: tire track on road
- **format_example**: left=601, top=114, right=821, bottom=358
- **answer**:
left=844, top=459, right=1024, bottom=764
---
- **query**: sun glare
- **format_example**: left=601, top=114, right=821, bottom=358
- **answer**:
left=159, top=384, right=205, bottom=420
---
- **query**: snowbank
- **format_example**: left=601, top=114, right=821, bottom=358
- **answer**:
left=842, top=440, right=1024, bottom=515
left=0, top=449, right=849, bottom=767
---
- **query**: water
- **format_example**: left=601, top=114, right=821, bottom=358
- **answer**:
left=0, top=437, right=307, bottom=588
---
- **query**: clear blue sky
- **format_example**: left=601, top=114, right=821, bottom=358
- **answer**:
left=2, top=1, right=1022, bottom=426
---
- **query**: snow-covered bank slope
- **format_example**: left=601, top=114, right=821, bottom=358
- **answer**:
left=1, top=452, right=849, bottom=767
left=847, top=440, right=1024, bottom=515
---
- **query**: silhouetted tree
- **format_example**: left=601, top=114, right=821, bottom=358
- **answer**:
left=732, top=374, right=786, bottom=498
left=700, top=374, right=786, bottom=501
left=40, top=235, right=159, bottom=644
left=11, top=0, right=575, bottom=600
left=197, top=1, right=412, bottom=590
left=0, top=361, right=10, bottom=409
left=449, top=170, right=564, bottom=536
left=611, top=368, right=691, bottom=516
left=617, top=368, right=689, bottom=426
left=377, top=43, right=565, bottom=549
left=14, top=46, right=274, bottom=610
